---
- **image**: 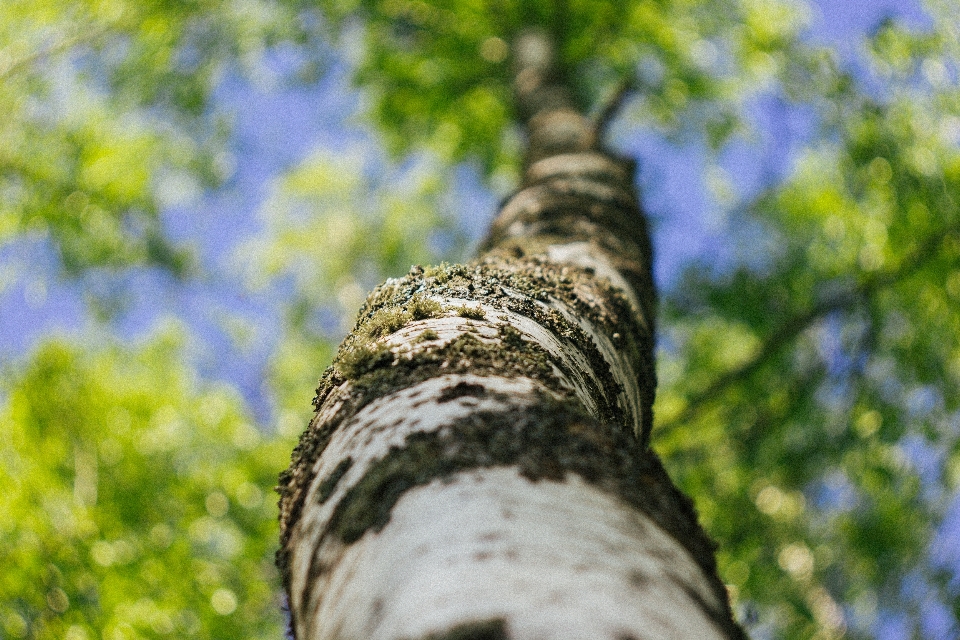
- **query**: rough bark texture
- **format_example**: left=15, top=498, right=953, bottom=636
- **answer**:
left=277, top=30, right=747, bottom=640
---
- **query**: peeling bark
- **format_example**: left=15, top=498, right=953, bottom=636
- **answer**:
left=277, top=29, right=747, bottom=640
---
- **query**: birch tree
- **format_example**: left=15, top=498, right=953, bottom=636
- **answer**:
left=276, top=29, right=746, bottom=640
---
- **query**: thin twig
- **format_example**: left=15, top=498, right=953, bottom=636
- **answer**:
left=657, top=225, right=960, bottom=433
left=593, top=77, right=636, bottom=137
left=659, top=293, right=857, bottom=433
left=1, top=22, right=116, bottom=80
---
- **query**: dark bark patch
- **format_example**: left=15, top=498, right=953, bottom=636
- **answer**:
left=672, top=576, right=749, bottom=640
left=407, top=618, right=509, bottom=640
left=438, top=381, right=488, bottom=403
left=627, top=569, right=649, bottom=589
left=325, top=400, right=604, bottom=544
left=325, top=403, right=690, bottom=568
left=368, top=598, right=385, bottom=627
left=315, top=457, right=353, bottom=505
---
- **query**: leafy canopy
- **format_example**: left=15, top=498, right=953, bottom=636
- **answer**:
left=0, top=328, right=292, bottom=640
left=0, top=0, right=313, bottom=275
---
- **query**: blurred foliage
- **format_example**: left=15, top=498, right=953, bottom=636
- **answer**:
left=0, top=327, right=295, bottom=639
left=235, top=146, right=462, bottom=419
left=310, top=0, right=793, bottom=181
left=0, top=0, right=317, bottom=276
left=4, top=0, right=960, bottom=639
left=654, top=8, right=960, bottom=639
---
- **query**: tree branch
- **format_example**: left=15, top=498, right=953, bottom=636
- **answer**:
left=657, top=225, right=960, bottom=434
left=593, top=77, right=636, bottom=137
left=0, top=22, right=116, bottom=80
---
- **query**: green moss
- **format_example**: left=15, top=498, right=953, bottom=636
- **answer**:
left=417, top=329, right=439, bottom=342
left=408, top=294, right=444, bottom=320
left=350, top=294, right=445, bottom=356
left=456, top=304, right=486, bottom=320
left=363, top=306, right=410, bottom=339
left=498, top=323, right=525, bottom=348
left=348, top=332, right=559, bottom=401
left=423, top=261, right=454, bottom=283
left=336, top=342, right=393, bottom=378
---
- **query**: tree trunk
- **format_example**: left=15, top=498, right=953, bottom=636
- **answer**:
left=277, top=30, right=747, bottom=640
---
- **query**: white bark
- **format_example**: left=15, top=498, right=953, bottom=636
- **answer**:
left=289, top=373, right=552, bottom=621
left=301, top=468, right=727, bottom=640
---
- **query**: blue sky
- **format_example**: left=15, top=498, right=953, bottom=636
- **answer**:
left=0, top=0, right=930, bottom=369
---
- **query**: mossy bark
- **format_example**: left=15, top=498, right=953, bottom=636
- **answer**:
left=278, top=29, right=746, bottom=640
